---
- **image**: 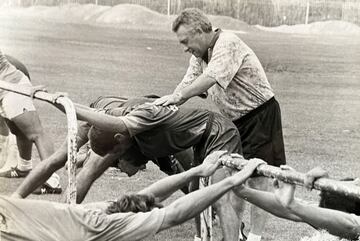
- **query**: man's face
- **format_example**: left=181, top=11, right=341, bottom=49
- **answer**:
left=117, top=159, right=140, bottom=177
left=176, top=25, right=207, bottom=58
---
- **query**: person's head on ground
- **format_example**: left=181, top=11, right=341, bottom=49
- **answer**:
left=106, top=193, right=163, bottom=214
left=172, top=8, right=214, bottom=58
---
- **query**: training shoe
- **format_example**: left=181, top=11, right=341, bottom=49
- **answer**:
left=32, top=184, right=62, bottom=195
left=0, top=166, right=31, bottom=178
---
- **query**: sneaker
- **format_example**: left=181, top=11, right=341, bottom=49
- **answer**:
left=32, top=184, right=62, bottom=195
left=0, top=166, right=31, bottom=178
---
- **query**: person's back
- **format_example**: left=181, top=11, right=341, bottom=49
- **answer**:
left=0, top=195, right=165, bottom=241
left=104, top=102, right=241, bottom=161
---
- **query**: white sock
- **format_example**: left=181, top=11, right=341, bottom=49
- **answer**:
left=1, top=134, right=32, bottom=171
left=247, top=233, right=262, bottom=241
left=16, top=158, right=32, bottom=171
left=45, top=173, right=61, bottom=188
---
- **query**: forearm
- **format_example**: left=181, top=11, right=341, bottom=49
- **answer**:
left=177, top=74, right=215, bottom=102
left=76, top=153, right=117, bottom=203
left=74, top=105, right=128, bottom=133
left=288, top=201, right=360, bottom=239
left=234, top=187, right=301, bottom=222
left=138, top=166, right=201, bottom=202
left=14, top=143, right=67, bottom=198
left=160, top=177, right=235, bottom=230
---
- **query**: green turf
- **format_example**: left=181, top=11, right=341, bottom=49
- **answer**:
left=0, top=16, right=359, bottom=240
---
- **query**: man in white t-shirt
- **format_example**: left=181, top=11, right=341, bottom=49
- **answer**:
left=1, top=152, right=264, bottom=241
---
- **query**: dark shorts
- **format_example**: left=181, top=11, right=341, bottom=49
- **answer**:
left=194, top=112, right=242, bottom=164
left=233, top=97, right=286, bottom=167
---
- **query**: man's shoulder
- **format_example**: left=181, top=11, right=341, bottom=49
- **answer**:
left=216, top=31, right=248, bottom=50
left=218, top=31, right=241, bottom=43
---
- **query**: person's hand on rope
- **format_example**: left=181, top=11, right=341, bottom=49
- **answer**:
left=197, top=151, right=227, bottom=177
left=230, top=158, right=265, bottom=186
left=304, top=166, right=329, bottom=190
left=220, top=153, right=247, bottom=170
left=29, top=85, right=47, bottom=99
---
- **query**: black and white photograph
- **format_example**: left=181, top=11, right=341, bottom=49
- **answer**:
left=0, top=0, right=359, bottom=240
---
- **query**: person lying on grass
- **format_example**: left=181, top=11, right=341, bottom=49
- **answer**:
left=1, top=152, right=264, bottom=241
left=215, top=152, right=360, bottom=240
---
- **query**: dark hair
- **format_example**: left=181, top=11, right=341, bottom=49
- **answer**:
left=319, top=178, right=360, bottom=215
left=106, top=194, right=163, bottom=214
left=172, top=8, right=212, bottom=33
left=88, top=126, right=118, bottom=156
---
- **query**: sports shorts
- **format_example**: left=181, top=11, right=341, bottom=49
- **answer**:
left=0, top=76, right=36, bottom=120
left=233, top=97, right=286, bottom=167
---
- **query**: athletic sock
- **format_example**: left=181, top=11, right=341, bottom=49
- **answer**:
left=247, top=233, right=262, bottom=241
left=8, top=134, right=32, bottom=171
left=46, top=173, right=61, bottom=188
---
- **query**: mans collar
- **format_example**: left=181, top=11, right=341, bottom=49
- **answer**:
left=201, top=28, right=222, bottom=63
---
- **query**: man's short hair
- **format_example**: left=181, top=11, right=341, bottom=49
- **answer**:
left=319, top=178, right=360, bottom=215
left=106, top=194, right=163, bottom=214
left=172, top=8, right=212, bottom=33
left=88, top=126, right=118, bottom=156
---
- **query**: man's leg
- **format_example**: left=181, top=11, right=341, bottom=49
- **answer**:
left=247, top=176, right=272, bottom=241
left=211, top=167, right=242, bottom=241
left=0, top=116, right=10, bottom=168
left=1, top=108, right=60, bottom=191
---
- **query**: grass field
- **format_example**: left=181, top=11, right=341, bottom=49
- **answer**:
left=0, top=14, right=360, bottom=241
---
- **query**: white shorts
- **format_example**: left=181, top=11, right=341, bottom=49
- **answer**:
left=0, top=76, right=36, bottom=120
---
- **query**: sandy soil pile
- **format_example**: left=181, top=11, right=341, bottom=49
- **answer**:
left=0, top=3, right=251, bottom=32
left=1, top=3, right=358, bottom=35
left=257, top=20, right=360, bottom=35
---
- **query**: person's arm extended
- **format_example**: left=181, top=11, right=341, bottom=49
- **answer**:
left=275, top=166, right=360, bottom=239
left=176, top=74, right=216, bottom=103
left=153, top=74, right=216, bottom=106
left=12, top=140, right=68, bottom=198
left=53, top=102, right=128, bottom=134
left=233, top=186, right=302, bottom=222
left=138, top=151, right=226, bottom=202
left=288, top=200, right=360, bottom=239
left=73, top=103, right=128, bottom=133
left=159, top=158, right=264, bottom=231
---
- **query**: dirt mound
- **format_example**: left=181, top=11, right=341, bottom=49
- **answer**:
left=95, top=4, right=172, bottom=28
left=257, top=20, right=360, bottom=35
left=0, top=4, right=251, bottom=32
left=0, top=4, right=110, bottom=22
left=209, top=15, right=252, bottom=32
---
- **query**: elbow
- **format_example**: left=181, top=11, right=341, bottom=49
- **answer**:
left=161, top=204, right=185, bottom=230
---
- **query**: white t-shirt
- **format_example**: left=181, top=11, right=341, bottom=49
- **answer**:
left=0, top=196, right=165, bottom=241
